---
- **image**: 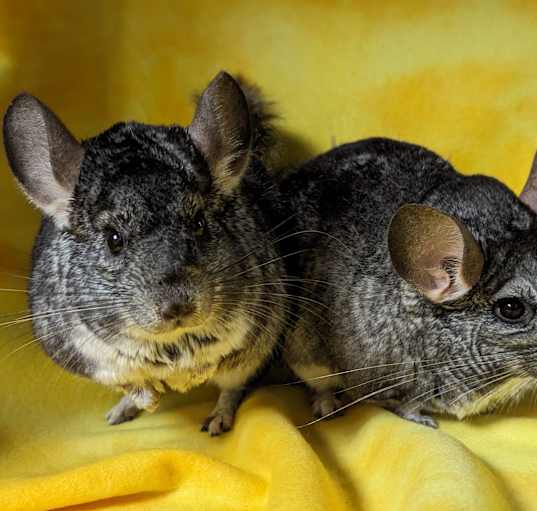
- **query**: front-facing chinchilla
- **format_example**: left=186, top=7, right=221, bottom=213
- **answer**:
left=281, top=137, right=537, bottom=427
left=3, top=71, right=288, bottom=436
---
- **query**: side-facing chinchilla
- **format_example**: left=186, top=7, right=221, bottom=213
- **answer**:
left=2, top=71, right=288, bottom=435
left=280, top=137, right=537, bottom=427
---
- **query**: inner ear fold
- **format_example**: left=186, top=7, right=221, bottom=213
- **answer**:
left=187, top=71, right=251, bottom=193
left=3, top=93, right=84, bottom=228
left=520, top=150, right=537, bottom=213
left=388, top=204, right=484, bottom=303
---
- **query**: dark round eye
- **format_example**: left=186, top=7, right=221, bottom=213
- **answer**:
left=193, top=212, right=206, bottom=237
left=106, top=229, right=124, bottom=255
left=494, top=297, right=529, bottom=323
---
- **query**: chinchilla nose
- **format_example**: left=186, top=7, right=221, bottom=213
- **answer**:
left=160, top=301, right=196, bottom=322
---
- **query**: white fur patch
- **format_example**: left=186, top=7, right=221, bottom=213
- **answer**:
left=74, top=312, right=257, bottom=394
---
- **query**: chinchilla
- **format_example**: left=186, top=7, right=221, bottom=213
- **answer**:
left=2, top=71, right=289, bottom=435
left=280, top=137, right=537, bottom=427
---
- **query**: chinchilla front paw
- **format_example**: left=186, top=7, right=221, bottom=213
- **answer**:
left=201, top=411, right=234, bottom=436
left=106, top=395, right=141, bottom=425
left=312, top=390, right=344, bottom=420
left=388, top=403, right=438, bottom=429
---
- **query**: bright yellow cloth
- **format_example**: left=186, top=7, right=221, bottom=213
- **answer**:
left=1, top=1, right=537, bottom=510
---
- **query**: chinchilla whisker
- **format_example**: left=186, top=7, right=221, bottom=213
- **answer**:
left=216, top=288, right=329, bottom=311
left=0, top=288, right=28, bottom=293
left=278, top=228, right=353, bottom=255
left=206, top=313, right=232, bottom=339
left=447, top=370, right=516, bottom=408
left=269, top=293, right=329, bottom=310
left=510, top=378, right=534, bottom=409
left=1, top=325, right=74, bottom=362
left=405, top=369, right=514, bottom=412
left=212, top=299, right=298, bottom=333
left=211, top=301, right=307, bottom=342
left=277, top=363, right=419, bottom=386
left=243, top=281, right=312, bottom=294
left=242, top=289, right=329, bottom=310
left=0, top=309, right=31, bottom=320
left=0, top=301, right=132, bottom=327
left=223, top=290, right=328, bottom=322
left=0, top=307, right=128, bottom=332
left=242, top=304, right=294, bottom=336
left=298, top=377, right=418, bottom=429
left=207, top=221, right=309, bottom=278
left=411, top=353, right=519, bottom=376
left=208, top=228, right=288, bottom=280
left=0, top=319, right=95, bottom=362
left=225, top=293, right=330, bottom=325
left=281, top=276, right=340, bottom=286
left=263, top=212, right=299, bottom=237
left=488, top=374, right=532, bottom=415
left=404, top=375, right=487, bottom=413
left=236, top=310, right=286, bottom=350
left=256, top=228, right=354, bottom=258
left=335, top=370, right=420, bottom=395
left=333, top=363, right=470, bottom=396
left=398, top=361, right=515, bottom=405
left=212, top=295, right=290, bottom=317
left=425, top=371, right=513, bottom=414
left=279, top=352, right=521, bottom=386
left=264, top=299, right=329, bottom=327
left=1, top=313, right=87, bottom=330
left=208, top=213, right=299, bottom=277
left=0, top=270, right=31, bottom=280
left=209, top=227, right=352, bottom=283
left=4, top=312, right=140, bottom=347
left=334, top=357, right=514, bottom=397
left=212, top=298, right=308, bottom=341
left=7, top=299, right=131, bottom=319
left=0, top=337, right=44, bottom=362
left=245, top=277, right=349, bottom=293
left=213, top=248, right=311, bottom=285
left=234, top=303, right=292, bottom=327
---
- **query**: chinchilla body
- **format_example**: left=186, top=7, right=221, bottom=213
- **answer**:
left=281, top=137, right=537, bottom=426
left=4, top=72, right=287, bottom=435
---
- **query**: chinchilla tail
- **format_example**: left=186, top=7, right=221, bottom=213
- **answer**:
left=234, top=75, right=279, bottom=165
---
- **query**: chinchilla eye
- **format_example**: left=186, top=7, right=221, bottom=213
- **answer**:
left=494, top=297, right=530, bottom=323
left=193, top=212, right=206, bottom=237
left=106, top=229, right=124, bottom=255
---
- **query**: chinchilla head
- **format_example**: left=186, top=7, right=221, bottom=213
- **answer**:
left=388, top=155, right=537, bottom=388
left=3, top=72, right=284, bottom=347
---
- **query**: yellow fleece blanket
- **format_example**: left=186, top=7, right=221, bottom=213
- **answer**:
left=1, top=1, right=537, bottom=510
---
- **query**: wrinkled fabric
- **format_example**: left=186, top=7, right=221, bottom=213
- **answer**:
left=1, top=1, right=537, bottom=510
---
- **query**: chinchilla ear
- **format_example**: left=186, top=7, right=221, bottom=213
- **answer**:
left=388, top=204, right=484, bottom=303
left=3, top=93, right=84, bottom=228
left=520, top=151, right=537, bottom=212
left=188, top=71, right=251, bottom=194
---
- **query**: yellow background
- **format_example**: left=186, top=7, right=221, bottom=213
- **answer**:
left=1, top=1, right=537, bottom=510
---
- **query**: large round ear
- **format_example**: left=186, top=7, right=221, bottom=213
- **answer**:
left=520, top=151, right=537, bottom=212
left=3, top=94, right=84, bottom=228
left=388, top=204, right=484, bottom=303
left=187, top=71, right=251, bottom=194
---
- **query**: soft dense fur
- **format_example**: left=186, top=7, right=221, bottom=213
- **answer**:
left=281, top=137, right=537, bottom=427
left=3, top=72, right=288, bottom=435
